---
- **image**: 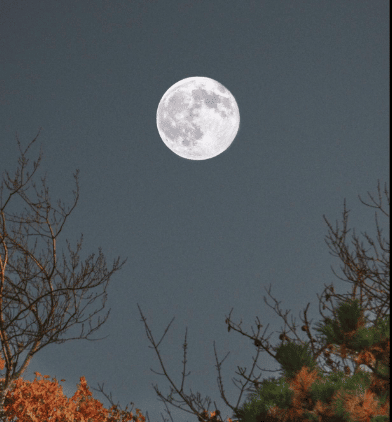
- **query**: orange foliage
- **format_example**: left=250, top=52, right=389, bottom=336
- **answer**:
left=200, top=324, right=389, bottom=422
left=263, top=327, right=390, bottom=422
left=0, top=330, right=387, bottom=422
left=0, top=358, right=146, bottom=422
left=1, top=321, right=386, bottom=422
left=266, top=361, right=389, bottom=422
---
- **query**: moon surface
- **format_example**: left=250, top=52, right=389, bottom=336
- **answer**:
left=156, top=76, right=240, bottom=160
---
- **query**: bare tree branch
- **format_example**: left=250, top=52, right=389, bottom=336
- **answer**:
left=104, top=180, right=388, bottom=422
left=0, top=132, right=127, bottom=417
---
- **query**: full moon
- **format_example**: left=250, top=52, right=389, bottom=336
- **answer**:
left=156, top=76, right=240, bottom=160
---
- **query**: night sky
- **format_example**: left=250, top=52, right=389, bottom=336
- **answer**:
left=0, top=1, right=389, bottom=421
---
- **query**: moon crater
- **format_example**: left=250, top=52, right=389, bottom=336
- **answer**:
left=157, top=77, right=240, bottom=160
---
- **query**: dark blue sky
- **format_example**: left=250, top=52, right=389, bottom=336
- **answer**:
left=0, top=1, right=389, bottom=421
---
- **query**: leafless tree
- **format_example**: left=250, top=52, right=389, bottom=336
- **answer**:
left=0, top=131, right=127, bottom=418
left=117, top=181, right=388, bottom=422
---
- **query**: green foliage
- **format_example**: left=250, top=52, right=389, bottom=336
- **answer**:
left=306, top=369, right=389, bottom=421
left=274, top=340, right=322, bottom=381
left=308, top=309, right=389, bottom=421
left=349, top=314, right=390, bottom=352
left=369, top=416, right=390, bottom=422
left=232, top=368, right=385, bottom=422
left=231, top=301, right=390, bottom=422
left=348, top=313, right=390, bottom=382
left=313, top=298, right=365, bottom=347
left=230, top=376, right=294, bottom=422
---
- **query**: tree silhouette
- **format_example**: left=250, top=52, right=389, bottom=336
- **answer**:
left=0, top=131, right=127, bottom=418
left=229, top=299, right=389, bottom=421
left=129, top=181, right=389, bottom=421
left=5, top=133, right=387, bottom=421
